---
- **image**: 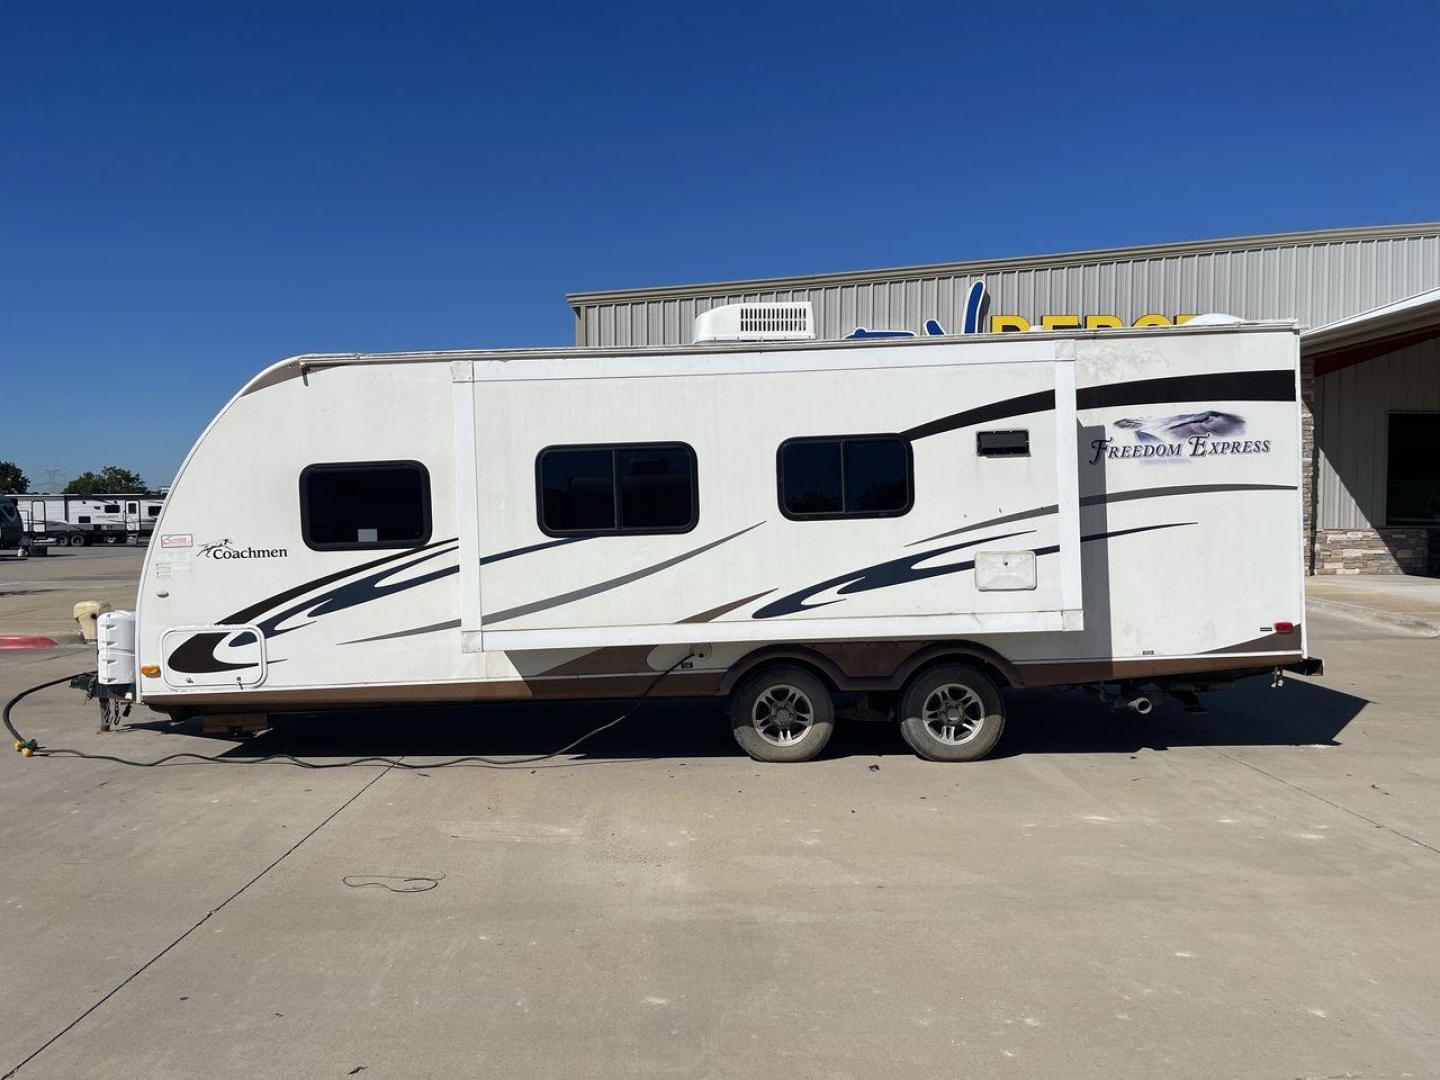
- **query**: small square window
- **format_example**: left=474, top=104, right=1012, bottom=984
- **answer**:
left=540, top=449, right=616, bottom=532
left=779, top=441, right=842, bottom=515
left=618, top=446, right=695, bottom=530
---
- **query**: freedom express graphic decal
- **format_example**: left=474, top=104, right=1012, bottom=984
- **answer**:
left=1087, top=411, right=1272, bottom=465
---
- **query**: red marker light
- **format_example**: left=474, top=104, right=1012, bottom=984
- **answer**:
left=1274, top=621, right=1295, bottom=633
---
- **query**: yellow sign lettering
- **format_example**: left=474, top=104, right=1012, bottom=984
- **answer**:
left=989, top=315, right=1031, bottom=333
left=1083, top=314, right=1124, bottom=329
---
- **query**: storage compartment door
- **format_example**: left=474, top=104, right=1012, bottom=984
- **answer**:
left=160, top=624, right=267, bottom=688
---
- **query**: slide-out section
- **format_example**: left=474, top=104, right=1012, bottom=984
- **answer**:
left=452, top=339, right=1083, bottom=653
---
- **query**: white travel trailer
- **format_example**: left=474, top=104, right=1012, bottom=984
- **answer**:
left=101, top=310, right=1318, bottom=762
left=20, top=494, right=164, bottom=545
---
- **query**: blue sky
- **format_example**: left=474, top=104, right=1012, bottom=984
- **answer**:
left=2, top=0, right=1437, bottom=489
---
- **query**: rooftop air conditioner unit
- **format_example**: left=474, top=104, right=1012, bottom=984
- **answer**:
left=692, top=302, right=815, bottom=343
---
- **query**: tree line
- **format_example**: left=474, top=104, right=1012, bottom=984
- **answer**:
left=0, top=461, right=152, bottom=496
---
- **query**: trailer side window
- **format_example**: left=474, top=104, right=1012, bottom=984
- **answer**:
left=103, top=504, right=120, bottom=513
left=778, top=435, right=912, bottom=519
left=148, top=505, right=161, bottom=517
left=300, top=460, right=432, bottom=551
left=538, top=443, right=697, bottom=535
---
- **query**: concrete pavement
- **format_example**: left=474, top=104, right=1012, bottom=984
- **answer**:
left=1306, top=573, right=1440, bottom=636
left=0, top=609, right=1436, bottom=1078
left=0, top=547, right=142, bottom=642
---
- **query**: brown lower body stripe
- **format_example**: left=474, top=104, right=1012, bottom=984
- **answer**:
left=1014, top=652, right=1305, bottom=687
left=143, top=671, right=725, bottom=713
left=142, top=644, right=1305, bottom=713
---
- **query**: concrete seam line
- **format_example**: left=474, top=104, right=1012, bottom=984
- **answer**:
left=1208, top=748, right=1440, bottom=858
left=0, top=763, right=397, bottom=1079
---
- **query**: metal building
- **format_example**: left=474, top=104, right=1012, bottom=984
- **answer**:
left=569, top=223, right=1440, bottom=576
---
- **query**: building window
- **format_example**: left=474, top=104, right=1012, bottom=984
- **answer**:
left=778, top=435, right=913, bottom=519
left=300, top=460, right=431, bottom=551
left=1387, top=413, right=1440, bottom=525
left=538, top=443, right=697, bottom=535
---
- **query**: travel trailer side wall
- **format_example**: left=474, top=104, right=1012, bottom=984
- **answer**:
left=110, top=319, right=1314, bottom=762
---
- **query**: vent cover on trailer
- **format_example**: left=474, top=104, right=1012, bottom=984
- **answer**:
left=692, top=302, right=815, bottom=343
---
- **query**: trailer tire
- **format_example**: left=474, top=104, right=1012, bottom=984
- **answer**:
left=728, top=664, right=834, bottom=763
left=68, top=534, right=86, bottom=547
left=897, top=663, right=1005, bottom=762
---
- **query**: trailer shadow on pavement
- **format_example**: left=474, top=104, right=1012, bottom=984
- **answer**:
left=989, top=675, right=1367, bottom=758
left=124, top=672, right=1368, bottom=764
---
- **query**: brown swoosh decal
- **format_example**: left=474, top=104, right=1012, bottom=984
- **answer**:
left=541, top=589, right=780, bottom=677
left=679, top=589, right=777, bottom=623
left=1207, top=628, right=1301, bottom=654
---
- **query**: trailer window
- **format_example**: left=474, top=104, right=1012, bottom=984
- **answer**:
left=779, top=435, right=912, bottom=519
left=103, top=504, right=120, bottom=513
left=300, top=461, right=432, bottom=551
left=538, top=443, right=697, bottom=535
left=148, top=505, right=161, bottom=516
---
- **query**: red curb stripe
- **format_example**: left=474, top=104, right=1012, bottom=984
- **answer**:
left=0, top=635, right=61, bottom=649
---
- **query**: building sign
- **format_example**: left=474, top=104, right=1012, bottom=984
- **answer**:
left=845, top=281, right=1197, bottom=338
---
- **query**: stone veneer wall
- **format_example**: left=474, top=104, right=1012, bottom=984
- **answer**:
left=1300, top=352, right=1316, bottom=573
left=1312, top=528, right=1430, bottom=575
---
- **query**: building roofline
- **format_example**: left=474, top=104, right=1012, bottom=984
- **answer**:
left=1304, top=286, right=1440, bottom=354
left=567, top=222, right=1440, bottom=306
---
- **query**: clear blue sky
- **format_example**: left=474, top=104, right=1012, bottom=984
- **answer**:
left=2, top=0, right=1437, bottom=490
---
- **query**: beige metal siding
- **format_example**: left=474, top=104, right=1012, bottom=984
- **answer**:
left=571, top=225, right=1440, bottom=347
left=1314, top=337, right=1440, bottom=529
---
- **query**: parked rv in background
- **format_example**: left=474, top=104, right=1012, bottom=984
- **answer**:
left=18, top=494, right=165, bottom=547
left=0, top=497, right=23, bottom=555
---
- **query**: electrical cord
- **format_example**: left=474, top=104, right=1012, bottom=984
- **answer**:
left=4, top=671, right=85, bottom=755
left=6, top=651, right=698, bottom=769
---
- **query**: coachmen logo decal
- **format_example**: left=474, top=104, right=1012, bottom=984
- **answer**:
left=1087, top=411, right=1272, bottom=465
left=198, top=538, right=288, bottom=560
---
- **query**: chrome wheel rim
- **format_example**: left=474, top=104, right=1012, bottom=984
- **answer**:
left=921, top=683, right=985, bottom=745
left=752, top=684, right=816, bottom=747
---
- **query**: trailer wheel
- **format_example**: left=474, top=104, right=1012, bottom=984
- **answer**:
left=728, top=665, right=834, bottom=763
left=68, top=534, right=86, bottom=547
left=897, top=664, right=1005, bottom=762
